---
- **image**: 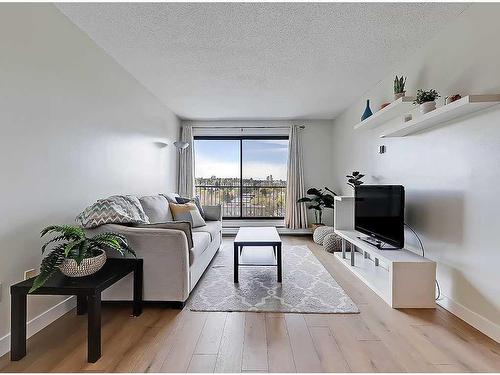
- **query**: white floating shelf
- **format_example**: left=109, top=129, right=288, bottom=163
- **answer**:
left=354, top=96, right=415, bottom=130
left=381, top=94, right=500, bottom=138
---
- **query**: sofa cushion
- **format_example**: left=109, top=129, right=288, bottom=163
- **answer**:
left=192, top=220, right=222, bottom=242
left=176, top=196, right=205, bottom=218
left=189, top=232, right=211, bottom=265
left=131, top=221, right=193, bottom=249
left=170, top=202, right=206, bottom=228
left=139, top=195, right=172, bottom=223
left=161, top=192, right=180, bottom=203
left=76, top=195, right=149, bottom=228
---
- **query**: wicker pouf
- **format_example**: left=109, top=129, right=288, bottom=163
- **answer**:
left=323, top=233, right=343, bottom=253
left=313, top=226, right=335, bottom=245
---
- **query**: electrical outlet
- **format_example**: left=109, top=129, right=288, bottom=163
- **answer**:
left=24, top=269, right=38, bottom=280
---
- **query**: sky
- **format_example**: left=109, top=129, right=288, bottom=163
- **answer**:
left=194, top=139, right=288, bottom=180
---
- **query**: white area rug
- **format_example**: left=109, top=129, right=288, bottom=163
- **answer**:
left=188, top=244, right=359, bottom=313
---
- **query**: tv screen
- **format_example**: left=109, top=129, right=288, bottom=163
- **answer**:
left=355, top=185, right=405, bottom=249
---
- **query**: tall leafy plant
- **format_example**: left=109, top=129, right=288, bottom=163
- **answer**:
left=30, top=225, right=135, bottom=292
left=346, top=171, right=365, bottom=188
left=297, top=187, right=337, bottom=224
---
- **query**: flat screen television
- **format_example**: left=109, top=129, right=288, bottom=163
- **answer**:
left=355, top=185, right=405, bottom=249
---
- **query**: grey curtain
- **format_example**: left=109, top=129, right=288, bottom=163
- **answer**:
left=178, top=125, right=195, bottom=197
left=285, top=125, right=308, bottom=229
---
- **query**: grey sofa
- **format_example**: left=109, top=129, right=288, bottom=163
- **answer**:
left=88, top=193, right=222, bottom=305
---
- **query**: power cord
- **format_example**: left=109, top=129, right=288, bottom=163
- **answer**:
left=404, top=222, right=441, bottom=300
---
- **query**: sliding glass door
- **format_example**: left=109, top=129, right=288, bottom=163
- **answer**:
left=194, top=136, right=288, bottom=219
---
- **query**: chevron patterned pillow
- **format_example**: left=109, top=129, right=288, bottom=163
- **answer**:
left=76, top=195, right=150, bottom=228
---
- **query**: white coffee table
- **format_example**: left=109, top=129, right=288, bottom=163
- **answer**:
left=233, top=227, right=282, bottom=283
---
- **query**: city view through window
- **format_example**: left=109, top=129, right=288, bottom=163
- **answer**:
left=194, top=137, right=289, bottom=218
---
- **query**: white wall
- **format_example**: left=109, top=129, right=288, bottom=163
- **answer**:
left=183, top=120, right=335, bottom=226
left=331, top=3, right=500, bottom=341
left=0, top=3, right=180, bottom=353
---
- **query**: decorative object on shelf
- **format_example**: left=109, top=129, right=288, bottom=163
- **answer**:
left=361, top=99, right=373, bottom=121
left=402, top=113, right=412, bottom=122
left=394, top=75, right=407, bottom=101
left=445, top=94, right=462, bottom=105
left=30, top=225, right=136, bottom=292
left=298, top=187, right=337, bottom=226
left=353, top=96, right=415, bottom=131
left=323, top=232, right=343, bottom=252
left=414, top=89, right=440, bottom=114
left=313, top=226, right=335, bottom=245
left=381, top=94, right=500, bottom=138
left=346, top=171, right=365, bottom=189
left=380, top=102, right=391, bottom=110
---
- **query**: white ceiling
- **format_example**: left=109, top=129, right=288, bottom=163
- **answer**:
left=57, top=3, right=468, bottom=120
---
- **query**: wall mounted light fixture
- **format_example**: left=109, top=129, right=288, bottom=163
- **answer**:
left=173, top=141, right=189, bottom=151
left=154, top=141, right=168, bottom=149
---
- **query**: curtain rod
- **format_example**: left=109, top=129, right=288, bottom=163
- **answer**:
left=191, top=125, right=305, bottom=129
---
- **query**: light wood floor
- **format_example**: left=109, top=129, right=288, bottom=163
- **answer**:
left=1, top=236, right=500, bottom=373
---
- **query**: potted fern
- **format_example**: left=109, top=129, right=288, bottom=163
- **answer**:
left=30, top=225, right=135, bottom=292
left=394, top=75, right=407, bottom=101
left=414, top=89, right=440, bottom=114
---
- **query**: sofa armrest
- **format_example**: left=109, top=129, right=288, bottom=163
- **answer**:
left=131, top=221, right=193, bottom=249
left=86, top=223, right=191, bottom=301
left=203, top=205, right=222, bottom=221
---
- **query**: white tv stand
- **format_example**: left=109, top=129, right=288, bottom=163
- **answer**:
left=334, top=196, right=436, bottom=308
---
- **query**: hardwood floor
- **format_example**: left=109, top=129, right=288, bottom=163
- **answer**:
left=1, top=236, right=500, bottom=373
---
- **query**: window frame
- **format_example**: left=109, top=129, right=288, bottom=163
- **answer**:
left=194, top=135, right=289, bottom=220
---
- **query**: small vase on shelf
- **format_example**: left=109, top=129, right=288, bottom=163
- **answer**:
left=394, top=91, right=406, bottom=101
left=420, top=101, right=436, bottom=114
left=361, top=99, right=373, bottom=121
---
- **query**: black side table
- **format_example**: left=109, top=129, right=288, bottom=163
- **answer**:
left=10, top=258, right=143, bottom=363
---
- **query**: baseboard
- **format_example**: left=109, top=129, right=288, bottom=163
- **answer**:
left=102, top=300, right=185, bottom=309
left=437, top=294, right=500, bottom=343
left=0, top=296, right=76, bottom=357
left=223, top=227, right=312, bottom=235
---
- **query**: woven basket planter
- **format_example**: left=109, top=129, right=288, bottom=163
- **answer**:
left=323, top=233, right=343, bottom=253
left=59, top=250, right=107, bottom=277
left=313, top=226, right=335, bottom=245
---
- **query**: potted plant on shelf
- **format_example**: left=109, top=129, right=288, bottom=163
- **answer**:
left=297, top=187, right=337, bottom=230
left=346, top=171, right=365, bottom=189
left=394, top=75, right=407, bottom=101
left=414, top=89, right=440, bottom=114
left=30, top=225, right=135, bottom=292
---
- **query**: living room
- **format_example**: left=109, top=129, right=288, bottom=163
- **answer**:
left=1, top=2, right=500, bottom=373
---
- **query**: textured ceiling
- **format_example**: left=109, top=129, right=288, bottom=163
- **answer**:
left=57, top=3, right=468, bottom=120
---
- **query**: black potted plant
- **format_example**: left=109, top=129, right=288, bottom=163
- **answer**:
left=346, top=171, right=365, bottom=189
left=297, top=187, right=337, bottom=230
left=30, top=225, right=135, bottom=292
